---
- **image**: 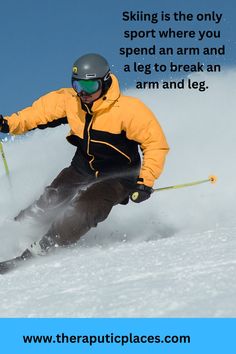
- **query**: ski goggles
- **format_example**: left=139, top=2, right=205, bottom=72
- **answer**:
left=72, top=79, right=101, bottom=95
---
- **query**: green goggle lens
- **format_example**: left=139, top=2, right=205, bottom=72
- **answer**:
left=72, top=79, right=101, bottom=94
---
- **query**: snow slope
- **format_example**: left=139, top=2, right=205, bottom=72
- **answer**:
left=0, top=70, right=236, bottom=317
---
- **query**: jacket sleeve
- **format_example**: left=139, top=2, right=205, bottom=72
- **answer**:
left=4, top=89, right=68, bottom=135
left=123, top=98, right=169, bottom=187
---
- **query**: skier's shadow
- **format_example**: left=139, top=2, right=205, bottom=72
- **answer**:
left=78, top=220, right=178, bottom=249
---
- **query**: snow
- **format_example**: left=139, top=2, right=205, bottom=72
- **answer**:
left=0, top=70, right=236, bottom=317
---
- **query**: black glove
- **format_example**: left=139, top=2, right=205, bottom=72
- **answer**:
left=0, top=115, right=3, bottom=131
left=130, top=184, right=153, bottom=203
left=0, top=115, right=9, bottom=133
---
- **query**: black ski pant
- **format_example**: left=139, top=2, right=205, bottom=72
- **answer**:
left=15, top=165, right=133, bottom=246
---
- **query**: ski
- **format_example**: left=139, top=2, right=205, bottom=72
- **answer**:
left=0, top=249, right=33, bottom=274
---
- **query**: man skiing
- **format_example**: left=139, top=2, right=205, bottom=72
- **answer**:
left=0, top=53, right=169, bottom=261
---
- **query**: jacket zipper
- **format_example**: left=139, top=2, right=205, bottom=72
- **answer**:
left=83, top=104, right=98, bottom=176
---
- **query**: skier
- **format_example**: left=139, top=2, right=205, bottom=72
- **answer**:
left=0, top=53, right=169, bottom=260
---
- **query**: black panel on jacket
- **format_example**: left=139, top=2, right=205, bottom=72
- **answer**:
left=33, top=117, right=68, bottom=130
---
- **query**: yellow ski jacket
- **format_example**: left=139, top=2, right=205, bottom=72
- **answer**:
left=2, top=75, right=169, bottom=187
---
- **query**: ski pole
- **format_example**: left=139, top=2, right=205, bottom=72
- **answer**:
left=0, top=141, right=10, bottom=178
left=153, top=175, right=217, bottom=193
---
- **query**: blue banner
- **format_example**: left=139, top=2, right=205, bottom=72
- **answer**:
left=0, top=318, right=235, bottom=353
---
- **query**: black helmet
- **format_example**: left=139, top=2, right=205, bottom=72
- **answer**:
left=72, top=53, right=112, bottom=97
left=72, top=53, right=110, bottom=81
